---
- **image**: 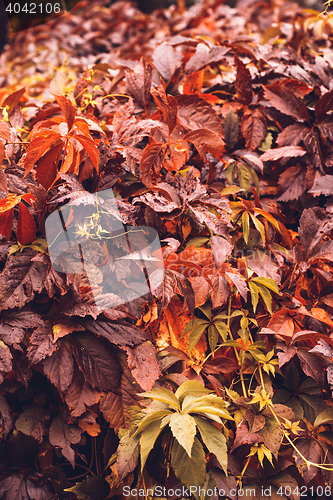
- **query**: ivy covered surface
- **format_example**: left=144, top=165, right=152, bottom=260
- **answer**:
left=1, top=0, right=333, bottom=498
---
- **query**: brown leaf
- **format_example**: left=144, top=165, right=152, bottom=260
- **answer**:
left=210, top=236, right=233, bottom=268
left=0, top=309, right=40, bottom=346
left=100, top=392, right=125, bottom=433
left=246, top=250, right=281, bottom=284
left=277, top=164, right=306, bottom=202
left=241, top=107, right=266, bottom=151
left=122, top=341, right=161, bottom=391
left=183, top=128, right=225, bottom=159
left=27, top=322, right=56, bottom=366
left=264, top=83, right=310, bottom=121
left=65, top=375, right=102, bottom=418
left=260, top=146, right=306, bottom=162
left=308, top=174, right=333, bottom=196
left=0, top=249, right=48, bottom=310
left=315, top=88, right=333, bottom=118
left=77, top=317, right=149, bottom=347
left=176, top=95, right=223, bottom=135
left=276, top=123, right=309, bottom=147
left=0, top=341, right=12, bottom=384
left=303, top=127, right=324, bottom=173
left=125, top=58, right=153, bottom=110
left=43, top=341, right=74, bottom=393
left=49, top=415, right=82, bottom=467
left=234, top=55, right=253, bottom=105
left=293, top=438, right=323, bottom=483
left=297, top=349, right=326, bottom=387
left=185, top=44, right=230, bottom=74
left=223, top=109, right=240, bottom=150
left=72, top=333, right=121, bottom=392
left=15, top=407, right=49, bottom=443
left=231, top=419, right=263, bottom=451
left=152, top=43, right=182, bottom=81
left=140, top=142, right=165, bottom=187
left=0, top=395, right=12, bottom=438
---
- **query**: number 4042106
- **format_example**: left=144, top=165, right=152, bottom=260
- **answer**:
left=5, top=3, right=62, bottom=14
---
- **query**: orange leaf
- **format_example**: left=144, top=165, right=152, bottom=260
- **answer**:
left=2, top=87, right=26, bottom=114
left=23, top=131, right=62, bottom=177
left=73, top=134, right=100, bottom=171
left=17, top=202, right=37, bottom=245
left=78, top=419, right=101, bottom=437
left=60, top=140, right=75, bottom=174
left=183, top=70, right=204, bottom=95
left=0, top=193, right=21, bottom=212
left=52, top=94, right=76, bottom=132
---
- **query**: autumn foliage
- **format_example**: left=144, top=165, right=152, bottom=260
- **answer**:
left=1, top=0, right=333, bottom=498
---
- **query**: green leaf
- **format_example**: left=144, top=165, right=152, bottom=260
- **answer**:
left=64, top=475, right=110, bottom=500
left=194, top=416, right=228, bottom=475
left=213, top=320, right=228, bottom=341
left=250, top=277, right=280, bottom=295
left=248, top=281, right=259, bottom=313
left=242, top=211, right=250, bottom=245
left=133, top=409, right=173, bottom=436
left=220, top=185, right=244, bottom=196
left=225, top=162, right=236, bottom=185
left=170, top=413, right=197, bottom=457
left=188, top=323, right=210, bottom=354
left=182, top=319, right=209, bottom=338
left=171, top=436, right=206, bottom=490
left=139, top=389, right=180, bottom=410
left=313, top=408, right=333, bottom=430
left=246, top=165, right=260, bottom=195
left=249, top=213, right=266, bottom=246
left=256, top=283, right=273, bottom=314
left=258, top=131, right=273, bottom=152
left=140, top=415, right=171, bottom=471
left=198, top=303, right=212, bottom=320
left=175, top=380, right=211, bottom=403
left=186, top=237, right=209, bottom=248
left=238, top=164, right=251, bottom=193
left=208, top=324, right=219, bottom=352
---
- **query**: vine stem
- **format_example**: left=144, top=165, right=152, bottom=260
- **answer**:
left=256, top=363, right=333, bottom=473
left=226, top=296, right=247, bottom=398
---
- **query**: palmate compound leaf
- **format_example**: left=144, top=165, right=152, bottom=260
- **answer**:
left=175, top=380, right=212, bottom=403
left=139, top=414, right=172, bottom=471
left=169, top=413, right=196, bottom=457
left=193, top=416, right=228, bottom=476
left=171, top=436, right=206, bottom=491
left=64, top=474, right=110, bottom=500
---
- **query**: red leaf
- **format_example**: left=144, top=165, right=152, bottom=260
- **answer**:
left=16, top=203, right=36, bottom=245
left=264, top=83, right=310, bottom=121
left=234, top=55, right=253, bottom=105
left=35, top=142, right=63, bottom=190
left=52, top=93, right=76, bottom=131
left=73, top=134, right=100, bottom=171
left=0, top=208, right=14, bottom=240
